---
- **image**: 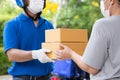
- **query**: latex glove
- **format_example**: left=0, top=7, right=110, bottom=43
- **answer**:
left=32, top=49, right=54, bottom=63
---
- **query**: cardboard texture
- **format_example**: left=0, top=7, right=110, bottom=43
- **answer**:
left=45, top=28, right=88, bottom=43
left=42, top=43, right=87, bottom=60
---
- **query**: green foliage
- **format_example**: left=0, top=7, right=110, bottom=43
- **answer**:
left=57, top=0, right=102, bottom=37
left=0, top=47, right=11, bottom=75
left=0, top=0, right=17, bottom=75
left=0, top=0, right=22, bottom=15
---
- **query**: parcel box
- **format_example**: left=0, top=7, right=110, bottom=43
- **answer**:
left=45, top=29, right=88, bottom=43
left=42, top=43, right=87, bottom=60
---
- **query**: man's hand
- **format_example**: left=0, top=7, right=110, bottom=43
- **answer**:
left=32, top=49, right=54, bottom=63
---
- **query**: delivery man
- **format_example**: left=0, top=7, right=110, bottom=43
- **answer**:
left=55, top=0, right=120, bottom=80
left=3, top=0, right=54, bottom=80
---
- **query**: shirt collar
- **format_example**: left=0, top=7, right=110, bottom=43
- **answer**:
left=38, top=17, right=45, bottom=26
left=18, top=13, right=31, bottom=21
left=19, top=13, right=45, bottom=23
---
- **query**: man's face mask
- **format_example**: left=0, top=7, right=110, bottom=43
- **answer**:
left=27, top=0, right=44, bottom=14
left=100, top=0, right=111, bottom=18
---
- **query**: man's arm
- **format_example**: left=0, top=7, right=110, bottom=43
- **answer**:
left=6, top=49, right=32, bottom=62
left=6, top=48, right=53, bottom=63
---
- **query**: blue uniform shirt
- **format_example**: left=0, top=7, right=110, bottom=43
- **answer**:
left=3, top=13, right=54, bottom=76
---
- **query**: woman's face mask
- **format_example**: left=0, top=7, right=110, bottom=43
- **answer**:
left=100, top=0, right=111, bottom=18
left=27, top=0, right=44, bottom=14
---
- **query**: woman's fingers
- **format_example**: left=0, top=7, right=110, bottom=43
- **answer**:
left=59, top=43, right=66, bottom=49
left=54, top=50, right=62, bottom=60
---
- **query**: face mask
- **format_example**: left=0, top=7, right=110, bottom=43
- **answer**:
left=27, top=0, right=44, bottom=14
left=100, top=0, right=111, bottom=18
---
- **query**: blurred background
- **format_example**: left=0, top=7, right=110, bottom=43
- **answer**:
left=0, top=0, right=102, bottom=75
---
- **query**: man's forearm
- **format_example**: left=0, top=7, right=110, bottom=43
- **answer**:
left=6, top=49, right=33, bottom=62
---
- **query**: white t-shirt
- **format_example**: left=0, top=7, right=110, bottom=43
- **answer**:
left=81, top=16, right=120, bottom=80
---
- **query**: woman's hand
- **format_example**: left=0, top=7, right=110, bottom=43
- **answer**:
left=55, top=43, right=74, bottom=60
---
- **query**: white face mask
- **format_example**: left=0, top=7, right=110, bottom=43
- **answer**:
left=27, top=0, right=44, bottom=14
left=100, top=0, right=111, bottom=18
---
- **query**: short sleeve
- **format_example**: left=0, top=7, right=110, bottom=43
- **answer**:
left=44, top=20, right=54, bottom=29
left=3, top=21, right=19, bottom=53
left=81, top=20, right=108, bottom=70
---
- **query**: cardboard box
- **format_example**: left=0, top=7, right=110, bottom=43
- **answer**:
left=42, top=43, right=87, bottom=60
left=45, top=29, right=88, bottom=43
